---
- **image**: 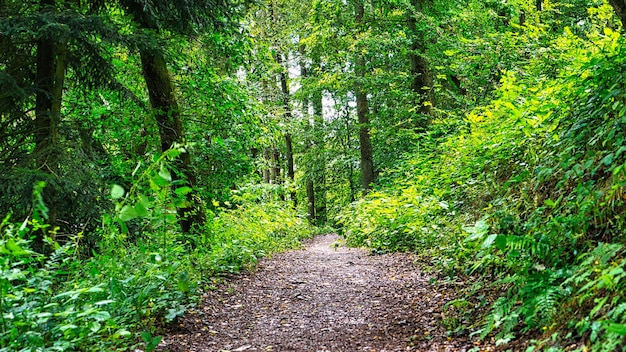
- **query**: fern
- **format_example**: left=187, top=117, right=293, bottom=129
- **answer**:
left=609, top=302, right=626, bottom=321
left=534, top=287, right=563, bottom=324
left=479, top=295, right=517, bottom=339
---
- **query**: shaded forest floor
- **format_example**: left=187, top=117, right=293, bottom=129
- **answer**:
left=157, top=234, right=493, bottom=352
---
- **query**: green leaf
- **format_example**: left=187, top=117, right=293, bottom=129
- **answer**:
left=111, top=184, right=125, bottom=199
left=6, top=239, right=30, bottom=256
left=138, top=194, right=152, bottom=208
left=159, top=165, right=172, bottom=182
left=59, top=324, right=78, bottom=331
left=482, top=234, right=497, bottom=249
left=151, top=174, right=170, bottom=187
left=89, top=321, right=102, bottom=333
left=495, top=235, right=507, bottom=251
left=119, top=205, right=138, bottom=221
left=463, top=219, right=489, bottom=242
left=112, top=329, right=131, bottom=339
left=91, top=311, right=111, bottom=321
left=140, top=331, right=153, bottom=343
left=177, top=271, right=190, bottom=293
left=175, top=186, right=193, bottom=196
left=607, top=323, right=626, bottom=335
left=134, top=202, right=149, bottom=217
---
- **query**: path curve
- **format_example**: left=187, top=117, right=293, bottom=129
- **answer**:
left=158, top=234, right=490, bottom=352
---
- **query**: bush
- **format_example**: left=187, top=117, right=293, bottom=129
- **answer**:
left=1, top=177, right=312, bottom=351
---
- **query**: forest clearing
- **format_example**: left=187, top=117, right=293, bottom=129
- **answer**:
left=3, top=0, right=626, bottom=351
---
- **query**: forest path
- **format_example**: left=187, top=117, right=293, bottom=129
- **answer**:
left=157, top=234, right=490, bottom=352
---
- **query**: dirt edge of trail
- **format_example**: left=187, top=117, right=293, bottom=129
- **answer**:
left=157, top=234, right=493, bottom=352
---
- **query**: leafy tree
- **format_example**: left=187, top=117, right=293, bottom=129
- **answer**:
left=117, top=0, right=248, bottom=232
left=0, top=0, right=123, bottom=250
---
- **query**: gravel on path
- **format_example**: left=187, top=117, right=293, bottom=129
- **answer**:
left=157, top=234, right=492, bottom=352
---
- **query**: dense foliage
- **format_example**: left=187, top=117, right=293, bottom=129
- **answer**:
left=340, top=1, right=626, bottom=350
left=0, top=1, right=313, bottom=350
left=1, top=182, right=310, bottom=351
left=4, top=0, right=626, bottom=350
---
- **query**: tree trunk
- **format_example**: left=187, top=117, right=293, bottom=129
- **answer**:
left=356, top=84, right=375, bottom=193
left=124, top=1, right=205, bottom=233
left=299, top=46, right=316, bottom=222
left=355, top=1, right=375, bottom=194
left=407, top=0, right=433, bottom=130
left=263, top=148, right=271, bottom=183
left=32, top=0, right=67, bottom=252
left=306, top=178, right=315, bottom=224
left=285, top=133, right=296, bottom=205
left=271, top=149, right=280, bottom=185
left=139, top=49, right=204, bottom=233
left=342, top=101, right=357, bottom=202
left=311, top=64, right=327, bottom=222
left=609, top=0, right=626, bottom=28
left=276, top=52, right=296, bottom=207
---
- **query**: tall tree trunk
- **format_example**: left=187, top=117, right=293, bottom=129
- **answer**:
left=299, top=45, right=316, bottom=222
left=285, top=133, right=295, bottom=204
left=342, top=101, right=357, bottom=202
left=263, top=148, right=271, bottom=183
left=306, top=177, right=315, bottom=224
left=356, top=82, right=374, bottom=193
left=33, top=0, right=67, bottom=252
left=407, top=0, right=433, bottom=130
left=276, top=52, right=296, bottom=207
left=609, top=0, right=626, bottom=28
left=271, top=148, right=280, bottom=184
left=124, top=2, right=205, bottom=233
left=139, top=49, right=204, bottom=233
left=355, top=1, right=375, bottom=194
left=311, top=62, right=327, bottom=222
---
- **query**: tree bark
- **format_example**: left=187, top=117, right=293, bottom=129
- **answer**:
left=263, top=148, right=271, bottom=183
left=356, top=83, right=374, bottom=193
left=311, top=62, right=327, bottom=222
left=609, top=0, right=626, bottom=28
left=124, top=0, right=205, bottom=233
left=285, top=133, right=296, bottom=205
left=407, top=0, right=433, bottom=130
left=271, top=148, right=280, bottom=184
left=299, top=46, right=316, bottom=222
left=139, top=48, right=204, bottom=233
left=355, top=1, right=375, bottom=194
left=341, top=101, right=357, bottom=202
left=33, top=0, right=67, bottom=252
left=276, top=52, right=296, bottom=207
left=306, top=178, right=315, bottom=224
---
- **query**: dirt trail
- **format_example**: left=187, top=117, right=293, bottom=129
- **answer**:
left=158, top=234, right=490, bottom=352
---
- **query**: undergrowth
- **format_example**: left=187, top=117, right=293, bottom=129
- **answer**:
left=0, top=174, right=311, bottom=351
left=338, top=5, right=626, bottom=351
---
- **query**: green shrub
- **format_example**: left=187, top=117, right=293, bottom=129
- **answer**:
left=339, top=6, right=626, bottom=350
left=1, top=175, right=311, bottom=351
